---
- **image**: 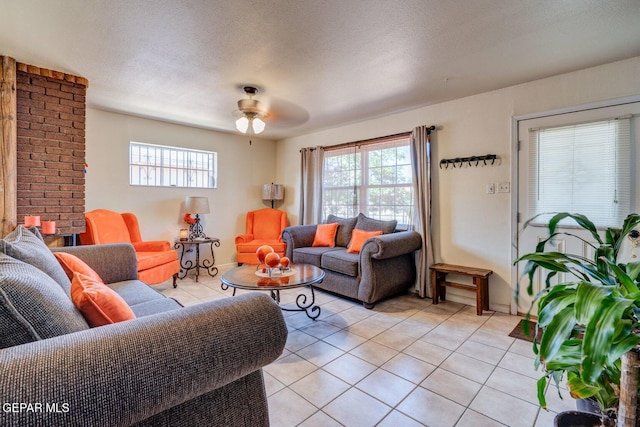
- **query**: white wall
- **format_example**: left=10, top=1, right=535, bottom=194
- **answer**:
left=275, top=56, right=640, bottom=314
left=85, top=109, right=278, bottom=267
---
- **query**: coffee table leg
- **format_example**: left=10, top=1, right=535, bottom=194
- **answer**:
left=280, top=286, right=321, bottom=320
left=220, top=283, right=237, bottom=296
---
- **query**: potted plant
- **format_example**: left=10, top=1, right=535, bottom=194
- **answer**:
left=515, top=212, right=640, bottom=427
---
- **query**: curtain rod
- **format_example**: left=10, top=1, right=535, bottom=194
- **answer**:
left=299, top=125, right=436, bottom=152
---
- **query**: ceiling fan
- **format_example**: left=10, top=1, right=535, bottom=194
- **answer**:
left=234, top=86, right=267, bottom=134
left=232, top=85, right=310, bottom=136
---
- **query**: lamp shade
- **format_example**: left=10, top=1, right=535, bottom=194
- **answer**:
left=262, top=184, right=284, bottom=201
left=185, top=196, right=210, bottom=214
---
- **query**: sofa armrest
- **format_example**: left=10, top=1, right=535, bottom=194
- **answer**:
left=133, top=240, right=171, bottom=252
left=51, top=243, right=138, bottom=284
left=282, top=225, right=318, bottom=258
left=360, top=230, right=423, bottom=260
left=0, top=293, right=287, bottom=427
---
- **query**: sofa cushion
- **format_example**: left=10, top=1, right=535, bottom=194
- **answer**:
left=312, top=223, right=339, bottom=247
left=54, top=252, right=104, bottom=283
left=107, top=279, right=167, bottom=306
left=0, top=225, right=72, bottom=293
left=0, top=253, right=89, bottom=349
left=347, top=229, right=383, bottom=253
left=129, top=298, right=182, bottom=317
left=321, top=249, right=360, bottom=277
left=71, top=272, right=136, bottom=327
left=354, top=213, right=397, bottom=234
left=292, top=246, right=341, bottom=267
left=326, top=214, right=358, bottom=247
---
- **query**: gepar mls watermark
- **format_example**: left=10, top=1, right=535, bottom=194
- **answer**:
left=2, top=402, right=69, bottom=413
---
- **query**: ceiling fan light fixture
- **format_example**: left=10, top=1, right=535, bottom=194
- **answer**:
left=252, top=117, right=265, bottom=134
left=235, top=116, right=249, bottom=133
left=235, top=86, right=267, bottom=135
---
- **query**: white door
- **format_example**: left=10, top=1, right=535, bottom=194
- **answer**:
left=515, top=102, right=640, bottom=316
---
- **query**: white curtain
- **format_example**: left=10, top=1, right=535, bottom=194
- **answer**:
left=410, top=126, right=435, bottom=298
left=299, top=146, right=324, bottom=225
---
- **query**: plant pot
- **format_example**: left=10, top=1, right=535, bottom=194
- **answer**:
left=554, top=411, right=605, bottom=427
left=576, top=397, right=601, bottom=414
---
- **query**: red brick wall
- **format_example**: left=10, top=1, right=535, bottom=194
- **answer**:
left=15, top=66, right=87, bottom=235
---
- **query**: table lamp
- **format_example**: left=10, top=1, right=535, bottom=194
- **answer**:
left=262, top=183, right=284, bottom=208
left=185, top=196, right=210, bottom=239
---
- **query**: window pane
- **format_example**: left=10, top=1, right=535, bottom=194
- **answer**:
left=322, top=135, right=413, bottom=225
left=129, top=142, right=217, bottom=189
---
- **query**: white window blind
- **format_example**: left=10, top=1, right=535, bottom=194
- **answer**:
left=528, top=117, right=631, bottom=227
left=322, top=135, right=413, bottom=225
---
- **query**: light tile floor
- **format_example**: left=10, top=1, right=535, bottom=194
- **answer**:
left=157, top=267, right=573, bottom=427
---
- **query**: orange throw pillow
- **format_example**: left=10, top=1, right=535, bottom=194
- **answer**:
left=54, top=252, right=103, bottom=283
left=312, top=223, right=339, bottom=247
left=71, top=272, right=135, bottom=327
left=347, top=229, right=383, bottom=253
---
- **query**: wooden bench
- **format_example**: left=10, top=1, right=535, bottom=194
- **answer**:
left=430, top=263, right=493, bottom=315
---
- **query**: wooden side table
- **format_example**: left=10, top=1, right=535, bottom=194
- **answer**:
left=44, top=233, right=77, bottom=248
left=174, top=238, right=220, bottom=282
left=430, top=263, right=493, bottom=315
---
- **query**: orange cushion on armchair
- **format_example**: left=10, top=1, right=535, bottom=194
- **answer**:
left=235, top=208, right=288, bottom=265
left=79, top=209, right=180, bottom=285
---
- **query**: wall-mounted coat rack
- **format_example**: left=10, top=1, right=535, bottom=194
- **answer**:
left=439, top=154, right=498, bottom=169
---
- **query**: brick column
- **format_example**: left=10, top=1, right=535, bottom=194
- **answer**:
left=15, top=64, right=88, bottom=235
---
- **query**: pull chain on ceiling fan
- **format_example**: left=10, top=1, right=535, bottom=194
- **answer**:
left=235, top=86, right=266, bottom=134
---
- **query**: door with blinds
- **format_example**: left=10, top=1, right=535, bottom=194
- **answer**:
left=515, top=102, right=640, bottom=315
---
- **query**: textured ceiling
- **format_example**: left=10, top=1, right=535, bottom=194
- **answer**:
left=1, top=0, right=639, bottom=139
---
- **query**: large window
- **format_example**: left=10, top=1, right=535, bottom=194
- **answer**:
left=322, top=134, right=413, bottom=225
left=528, top=117, right=631, bottom=227
left=129, top=142, right=217, bottom=188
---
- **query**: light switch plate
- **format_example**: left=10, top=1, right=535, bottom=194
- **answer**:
left=486, top=183, right=495, bottom=194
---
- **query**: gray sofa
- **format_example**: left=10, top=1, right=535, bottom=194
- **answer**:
left=282, top=214, right=422, bottom=308
left=0, top=226, right=287, bottom=427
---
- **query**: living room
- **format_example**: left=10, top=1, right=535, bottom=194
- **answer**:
left=2, top=1, right=640, bottom=426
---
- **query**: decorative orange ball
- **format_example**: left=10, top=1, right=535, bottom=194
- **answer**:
left=280, top=256, right=290, bottom=268
left=264, top=252, right=281, bottom=268
left=256, top=245, right=274, bottom=262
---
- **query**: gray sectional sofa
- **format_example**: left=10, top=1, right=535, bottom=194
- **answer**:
left=0, top=226, right=287, bottom=427
left=282, top=213, right=422, bottom=308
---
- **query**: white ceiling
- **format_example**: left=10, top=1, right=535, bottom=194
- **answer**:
left=1, top=0, right=639, bottom=140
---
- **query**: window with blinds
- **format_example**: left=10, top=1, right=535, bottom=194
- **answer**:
left=322, top=134, right=413, bottom=225
left=129, top=142, right=217, bottom=188
left=527, top=117, right=631, bottom=227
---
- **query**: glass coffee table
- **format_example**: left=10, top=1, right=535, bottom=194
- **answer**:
left=220, top=264, right=325, bottom=320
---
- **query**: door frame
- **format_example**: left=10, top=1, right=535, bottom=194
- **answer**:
left=509, top=94, right=640, bottom=315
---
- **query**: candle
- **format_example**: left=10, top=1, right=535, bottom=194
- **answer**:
left=42, top=221, right=56, bottom=235
left=179, top=228, right=189, bottom=240
left=24, top=216, right=41, bottom=227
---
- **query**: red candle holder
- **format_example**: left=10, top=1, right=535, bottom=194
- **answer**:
left=42, top=221, right=56, bottom=235
left=24, top=216, right=41, bottom=227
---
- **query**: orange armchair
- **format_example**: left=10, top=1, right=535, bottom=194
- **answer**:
left=235, top=208, right=288, bottom=265
left=79, top=209, right=180, bottom=286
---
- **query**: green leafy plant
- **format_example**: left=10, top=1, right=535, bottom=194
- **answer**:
left=515, top=212, right=640, bottom=420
